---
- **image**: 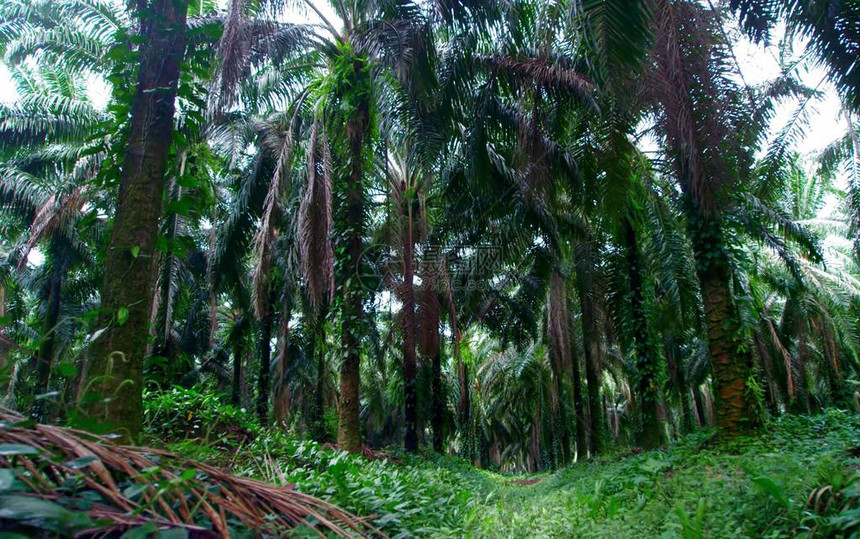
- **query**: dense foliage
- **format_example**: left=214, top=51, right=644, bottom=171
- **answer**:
left=0, top=0, right=859, bottom=535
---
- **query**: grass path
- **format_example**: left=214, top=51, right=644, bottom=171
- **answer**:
left=452, top=413, right=860, bottom=538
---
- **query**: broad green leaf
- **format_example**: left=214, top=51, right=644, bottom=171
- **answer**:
left=0, top=444, right=38, bottom=456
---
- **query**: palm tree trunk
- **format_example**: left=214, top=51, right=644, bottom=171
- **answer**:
left=624, top=219, right=662, bottom=449
left=420, top=247, right=444, bottom=453
left=273, top=294, right=292, bottom=425
left=453, top=326, right=474, bottom=462
left=699, top=264, right=756, bottom=432
left=791, top=312, right=812, bottom=414
left=548, top=271, right=572, bottom=464
left=0, top=283, right=6, bottom=368
left=257, top=297, right=273, bottom=424
left=151, top=177, right=184, bottom=381
left=753, top=326, right=781, bottom=416
left=34, top=234, right=71, bottom=420
left=692, top=385, right=705, bottom=426
left=570, top=343, right=587, bottom=459
left=653, top=0, right=757, bottom=437
left=665, top=338, right=693, bottom=433
left=232, top=331, right=243, bottom=407
left=337, top=92, right=370, bottom=454
left=403, top=197, right=418, bottom=452
left=82, top=0, right=187, bottom=442
left=431, top=346, right=444, bottom=452
left=307, top=310, right=326, bottom=442
left=531, top=408, right=541, bottom=472
left=455, top=329, right=470, bottom=446
left=566, top=295, right=587, bottom=459
left=576, top=240, right=604, bottom=456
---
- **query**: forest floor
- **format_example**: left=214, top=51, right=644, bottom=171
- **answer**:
left=457, top=413, right=860, bottom=538
left=450, top=413, right=860, bottom=539
left=143, top=390, right=860, bottom=538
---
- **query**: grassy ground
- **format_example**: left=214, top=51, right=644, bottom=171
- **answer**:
left=144, top=389, right=860, bottom=538
left=458, top=412, right=860, bottom=538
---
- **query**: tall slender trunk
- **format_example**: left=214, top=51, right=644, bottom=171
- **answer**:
left=570, top=340, right=587, bottom=459
left=531, top=407, right=541, bottom=472
left=309, top=308, right=328, bottom=442
left=431, top=346, right=443, bottom=452
left=273, top=294, right=292, bottom=425
left=420, top=246, right=444, bottom=453
left=151, top=173, right=187, bottom=383
left=0, top=283, right=6, bottom=368
left=314, top=326, right=327, bottom=441
left=791, top=309, right=812, bottom=414
left=34, top=234, right=71, bottom=420
left=257, top=298, right=273, bottom=424
left=653, top=0, right=756, bottom=437
left=454, top=329, right=472, bottom=460
left=576, top=240, right=604, bottom=456
left=665, top=338, right=693, bottom=433
left=207, top=224, right=218, bottom=351
left=567, top=291, right=587, bottom=459
left=624, top=219, right=662, bottom=448
left=402, top=190, right=418, bottom=452
left=547, top=271, right=572, bottom=464
left=692, top=385, right=705, bottom=426
left=753, top=326, right=781, bottom=416
left=845, top=111, right=860, bottom=256
left=82, top=0, right=187, bottom=442
left=232, top=329, right=243, bottom=407
left=337, top=86, right=370, bottom=454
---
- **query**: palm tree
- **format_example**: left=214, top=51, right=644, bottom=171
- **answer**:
left=646, top=0, right=764, bottom=436
left=730, top=0, right=860, bottom=110
left=0, top=50, right=109, bottom=417
left=83, top=0, right=189, bottom=441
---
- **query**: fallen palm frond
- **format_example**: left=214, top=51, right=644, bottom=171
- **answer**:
left=0, top=407, right=381, bottom=538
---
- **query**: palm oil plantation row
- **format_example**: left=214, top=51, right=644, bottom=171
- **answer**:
left=1, top=0, right=859, bottom=536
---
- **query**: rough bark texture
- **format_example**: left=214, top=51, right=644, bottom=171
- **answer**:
left=82, top=0, right=187, bottom=442
left=624, top=220, right=662, bottom=449
left=337, top=90, right=370, bottom=454
left=652, top=0, right=757, bottom=437
left=699, top=266, right=756, bottom=434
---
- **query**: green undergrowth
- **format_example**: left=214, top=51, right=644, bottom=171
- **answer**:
left=144, top=388, right=860, bottom=538
left=463, top=411, right=860, bottom=538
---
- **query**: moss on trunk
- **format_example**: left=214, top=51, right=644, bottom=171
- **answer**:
left=82, top=0, right=187, bottom=442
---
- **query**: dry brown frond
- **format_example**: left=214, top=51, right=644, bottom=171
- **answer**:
left=0, top=407, right=381, bottom=538
left=17, top=186, right=87, bottom=271
left=252, top=114, right=297, bottom=320
left=479, top=55, right=595, bottom=104
left=298, top=117, right=335, bottom=311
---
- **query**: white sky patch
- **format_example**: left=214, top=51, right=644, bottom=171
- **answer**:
left=27, top=247, right=45, bottom=267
